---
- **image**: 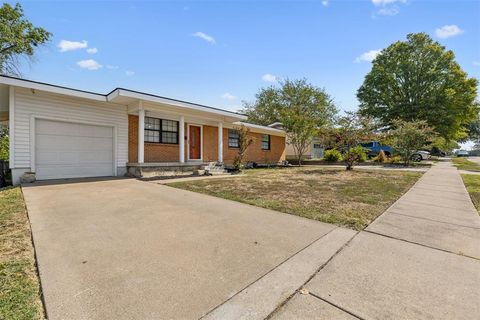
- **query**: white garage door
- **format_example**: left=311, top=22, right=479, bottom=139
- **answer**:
left=35, top=119, right=114, bottom=180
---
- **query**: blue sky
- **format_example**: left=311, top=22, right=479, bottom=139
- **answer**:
left=10, top=0, right=480, bottom=114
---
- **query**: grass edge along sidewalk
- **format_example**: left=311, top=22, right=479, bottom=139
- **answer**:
left=0, top=187, right=44, bottom=320
left=461, top=174, right=480, bottom=214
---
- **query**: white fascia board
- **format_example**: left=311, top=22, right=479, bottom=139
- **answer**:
left=110, top=89, right=247, bottom=120
left=232, top=121, right=286, bottom=136
left=0, top=76, right=106, bottom=102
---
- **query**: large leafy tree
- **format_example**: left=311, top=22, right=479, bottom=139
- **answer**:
left=357, top=33, right=478, bottom=141
left=0, top=3, right=51, bottom=76
left=243, top=79, right=337, bottom=164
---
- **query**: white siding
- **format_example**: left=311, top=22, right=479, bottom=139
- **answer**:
left=13, top=87, right=128, bottom=170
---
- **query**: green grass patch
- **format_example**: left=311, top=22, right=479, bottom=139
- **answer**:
left=452, top=157, right=480, bottom=172
left=461, top=174, right=480, bottom=213
left=0, top=187, right=44, bottom=320
left=169, top=167, right=422, bottom=230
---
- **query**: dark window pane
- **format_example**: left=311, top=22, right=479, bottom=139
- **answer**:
left=229, top=129, right=239, bottom=148
left=162, top=132, right=178, bottom=144
left=261, top=134, right=270, bottom=150
left=162, top=120, right=178, bottom=132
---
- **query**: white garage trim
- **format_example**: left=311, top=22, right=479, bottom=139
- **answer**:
left=29, top=115, right=118, bottom=176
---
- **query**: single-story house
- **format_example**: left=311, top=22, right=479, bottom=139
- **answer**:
left=0, top=75, right=286, bottom=185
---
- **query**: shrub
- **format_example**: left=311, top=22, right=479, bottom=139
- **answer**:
left=374, top=150, right=387, bottom=163
left=323, top=149, right=342, bottom=162
left=232, top=125, right=254, bottom=171
left=387, top=155, right=402, bottom=164
left=0, top=127, right=8, bottom=161
left=343, top=146, right=367, bottom=170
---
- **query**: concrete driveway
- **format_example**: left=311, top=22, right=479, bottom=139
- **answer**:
left=22, top=178, right=348, bottom=320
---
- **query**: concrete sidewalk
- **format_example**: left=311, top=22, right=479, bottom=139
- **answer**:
left=268, top=161, right=480, bottom=320
left=205, top=162, right=479, bottom=319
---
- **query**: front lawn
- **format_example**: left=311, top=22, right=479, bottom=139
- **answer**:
left=0, top=187, right=44, bottom=320
left=461, top=174, right=480, bottom=213
left=452, top=157, right=480, bottom=172
left=169, top=167, right=422, bottom=230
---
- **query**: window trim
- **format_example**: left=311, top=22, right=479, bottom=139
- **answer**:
left=228, top=129, right=239, bottom=149
left=144, top=116, right=179, bottom=145
left=261, top=134, right=271, bottom=150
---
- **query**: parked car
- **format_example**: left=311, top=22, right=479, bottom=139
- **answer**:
left=360, top=141, right=393, bottom=158
left=429, top=146, right=446, bottom=157
left=455, top=149, right=469, bottom=157
left=410, top=150, right=431, bottom=162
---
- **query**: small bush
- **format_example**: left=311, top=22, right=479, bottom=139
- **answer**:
left=387, top=155, right=402, bottom=164
left=374, top=150, right=387, bottom=163
left=323, top=149, right=342, bottom=162
left=0, top=128, right=8, bottom=161
left=343, top=146, right=367, bottom=170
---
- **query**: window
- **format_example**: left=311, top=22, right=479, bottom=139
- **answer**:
left=144, top=117, right=179, bottom=144
left=228, top=129, right=239, bottom=148
left=261, top=134, right=270, bottom=150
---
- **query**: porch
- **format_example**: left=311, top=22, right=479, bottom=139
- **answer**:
left=126, top=161, right=214, bottom=179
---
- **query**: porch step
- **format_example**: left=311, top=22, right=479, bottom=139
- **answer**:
left=202, top=162, right=228, bottom=176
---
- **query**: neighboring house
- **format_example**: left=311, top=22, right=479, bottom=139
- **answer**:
left=268, top=122, right=324, bottom=160
left=0, top=75, right=286, bottom=185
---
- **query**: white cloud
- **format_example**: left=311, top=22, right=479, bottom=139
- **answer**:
left=58, top=40, right=88, bottom=52
left=435, top=25, right=464, bottom=39
left=473, top=61, right=480, bottom=67
left=221, top=92, right=237, bottom=100
left=86, top=47, right=98, bottom=54
left=192, top=32, right=216, bottom=44
left=125, top=70, right=135, bottom=76
left=371, top=0, right=406, bottom=6
left=321, top=0, right=329, bottom=6
left=376, top=7, right=399, bottom=16
left=371, top=0, right=406, bottom=17
left=262, top=73, right=277, bottom=82
left=77, top=59, right=102, bottom=70
left=106, top=65, right=119, bottom=70
left=355, top=49, right=381, bottom=63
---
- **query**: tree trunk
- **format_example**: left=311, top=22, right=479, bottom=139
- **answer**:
left=297, top=153, right=303, bottom=166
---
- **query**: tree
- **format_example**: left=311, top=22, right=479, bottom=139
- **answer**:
left=243, top=79, right=337, bottom=165
left=232, top=125, right=254, bottom=171
left=357, top=33, right=478, bottom=142
left=389, top=120, right=433, bottom=166
left=334, top=112, right=373, bottom=170
left=0, top=3, right=51, bottom=76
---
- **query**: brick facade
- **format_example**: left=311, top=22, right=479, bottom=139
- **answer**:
left=128, top=115, right=286, bottom=164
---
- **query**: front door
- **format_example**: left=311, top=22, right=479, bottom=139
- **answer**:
left=189, top=126, right=201, bottom=160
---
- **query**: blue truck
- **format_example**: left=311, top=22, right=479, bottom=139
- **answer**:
left=360, top=141, right=393, bottom=158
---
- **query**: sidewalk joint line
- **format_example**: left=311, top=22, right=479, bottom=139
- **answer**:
left=405, top=199, right=471, bottom=210
left=388, top=210, right=480, bottom=230
left=308, top=292, right=365, bottom=320
left=364, top=230, right=480, bottom=261
left=199, top=226, right=339, bottom=319
left=265, top=230, right=361, bottom=320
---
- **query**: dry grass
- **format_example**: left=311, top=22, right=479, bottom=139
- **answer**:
left=169, top=167, right=422, bottom=230
left=0, top=187, right=44, bottom=320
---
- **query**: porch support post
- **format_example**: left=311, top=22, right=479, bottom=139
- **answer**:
left=218, top=122, right=223, bottom=163
left=138, top=104, right=145, bottom=163
left=179, top=116, right=185, bottom=163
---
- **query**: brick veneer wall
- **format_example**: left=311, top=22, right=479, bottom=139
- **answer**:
left=222, top=128, right=286, bottom=165
left=128, top=115, right=286, bottom=163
